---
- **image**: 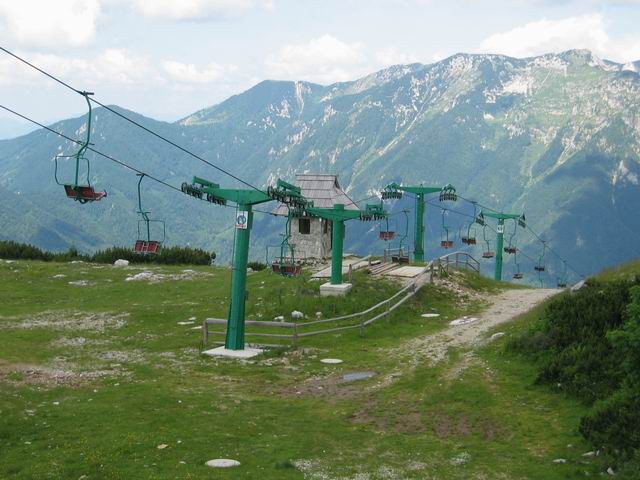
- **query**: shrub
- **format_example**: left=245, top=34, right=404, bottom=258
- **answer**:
left=0, top=241, right=215, bottom=266
left=247, top=261, right=267, bottom=271
left=510, top=279, right=640, bottom=471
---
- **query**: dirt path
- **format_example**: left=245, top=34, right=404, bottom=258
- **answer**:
left=393, top=288, right=559, bottom=367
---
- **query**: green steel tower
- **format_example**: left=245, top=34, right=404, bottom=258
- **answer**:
left=382, top=183, right=456, bottom=262
left=182, top=176, right=272, bottom=350
left=182, top=176, right=313, bottom=350
left=303, top=202, right=385, bottom=287
left=479, top=210, right=526, bottom=281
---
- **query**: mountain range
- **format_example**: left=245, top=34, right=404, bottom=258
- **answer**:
left=1, top=49, right=639, bottom=282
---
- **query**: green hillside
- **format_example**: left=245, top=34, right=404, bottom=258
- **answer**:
left=0, top=258, right=612, bottom=479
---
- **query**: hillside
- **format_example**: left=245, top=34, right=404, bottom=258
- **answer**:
left=1, top=49, right=639, bottom=279
left=0, top=258, right=607, bottom=479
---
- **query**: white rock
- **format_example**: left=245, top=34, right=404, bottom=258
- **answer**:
left=177, top=321, right=195, bottom=326
left=553, top=458, right=567, bottom=464
left=582, top=451, right=595, bottom=457
left=450, top=452, right=471, bottom=466
left=421, top=313, right=440, bottom=318
left=315, top=312, right=323, bottom=318
left=114, top=259, right=129, bottom=267
left=449, top=316, right=478, bottom=326
left=205, top=459, right=241, bottom=468
left=291, top=310, right=304, bottom=319
left=607, top=467, right=615, bottom=476
left=320, top=358, right=343, bottom=364
left=52, top=274, right=66, bottom=279
left=571, top=280, right=586, bottom=292
left=274, top=315, right=285, bottom=322
left=490, top=332, right=505, bottom=340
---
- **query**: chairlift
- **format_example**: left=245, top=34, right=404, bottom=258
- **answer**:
left=54, top=91, right=107, bottom=203
left=461, top=201, right=479, bottom=245
left=534, top=241, right=547, bottom=272
left=379, top=216, right=396, bottom=241
left=503, top=219, right=518, bottom=254
left=512, top=252, right=524, bottom=279
left=391, top=210, right=410, bottom=263
left=133, top=174, right=165, bottom=255
left=440, top=209, right=454, bottom=249
left=481, top=225, right=494, bottom=258
left=271, top=211, right=302, bottom=277
left=556, top=260, right=568, bottom=288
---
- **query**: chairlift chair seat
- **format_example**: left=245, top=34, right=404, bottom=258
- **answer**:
left=482, top=251, right=495, bottom=259
left=534, top=265, right=546, bottom=272
left=133, top=240, right=161, bottom=255
left=64, top=184, right=107, bottom=203
left=513, top=273, right=524, bottom=279
left=379, top=231, right=396, bottom=241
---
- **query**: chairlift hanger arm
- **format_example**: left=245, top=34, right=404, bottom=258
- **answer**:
left=480, top=211, right=524, bottom=221
left=190, top=176, right=271, bottom=205
left=394, top=184, right=443, bottom=195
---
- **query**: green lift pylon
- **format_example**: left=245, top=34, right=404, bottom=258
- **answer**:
left=181, top=176, right=313, bottom=350
left=479, top=210, right=526, bottom=281
left=182, top=176, right=272, bottom=350
left=382, top=183, right=456, bottom=262
left=303, top=202, right=385, bottom=286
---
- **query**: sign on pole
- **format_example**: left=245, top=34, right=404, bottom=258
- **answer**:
left=235, top=211, right=249, bottom=229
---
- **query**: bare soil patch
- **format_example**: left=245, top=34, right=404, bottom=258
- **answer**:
left=0, top=311, right=129, bottom=332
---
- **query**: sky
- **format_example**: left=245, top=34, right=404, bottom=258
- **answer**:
left=0, top=0, right=639, bottom=138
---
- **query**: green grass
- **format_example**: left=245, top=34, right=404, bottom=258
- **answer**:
left=595, top=258, right=640, bottom=282
left=0, top=259, right=599, bottom=479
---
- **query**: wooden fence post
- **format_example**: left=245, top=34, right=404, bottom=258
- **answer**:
left=292, top=323, right=298, bottom=349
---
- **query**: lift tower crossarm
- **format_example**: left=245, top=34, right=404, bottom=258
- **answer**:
left=381, top=182, right=456, bottom=262
left=479, top=210, right=526, bottom=281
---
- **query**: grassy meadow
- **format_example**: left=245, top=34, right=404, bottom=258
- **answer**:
left=0, top=259, right=606, bottom=479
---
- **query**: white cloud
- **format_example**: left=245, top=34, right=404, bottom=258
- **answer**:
left=0, top=49, right=153, bottom=86
left=161, top=60, right=237, bottom=83
left=374, top=47, right=420, bottom=68
left=266, top=34, right=368, bottom=84
left=479, top=13, right=640, bottom=63
left=0, top=0, right=101, bottom=48
left=131, top=0, right=272, bottom=20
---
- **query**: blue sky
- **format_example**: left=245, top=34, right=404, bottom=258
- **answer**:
left=0, top=0, right=639, bottom=138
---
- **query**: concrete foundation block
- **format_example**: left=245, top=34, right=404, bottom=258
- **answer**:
left=320, top=282, right=353, bottom=297
left=202, top=346, right=263, bottom=358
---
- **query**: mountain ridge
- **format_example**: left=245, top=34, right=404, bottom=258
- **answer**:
left=1, top=49, right=639, bottom=282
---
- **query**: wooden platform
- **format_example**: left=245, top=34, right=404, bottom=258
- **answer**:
left=311, top=256, right=371, bottom=279
left=383, top=266, right=427, bottom=278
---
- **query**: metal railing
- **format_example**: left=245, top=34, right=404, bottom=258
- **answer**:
left=432, top=251, right=480, bottom=275
left=202, top=278, right=424, bottom=347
